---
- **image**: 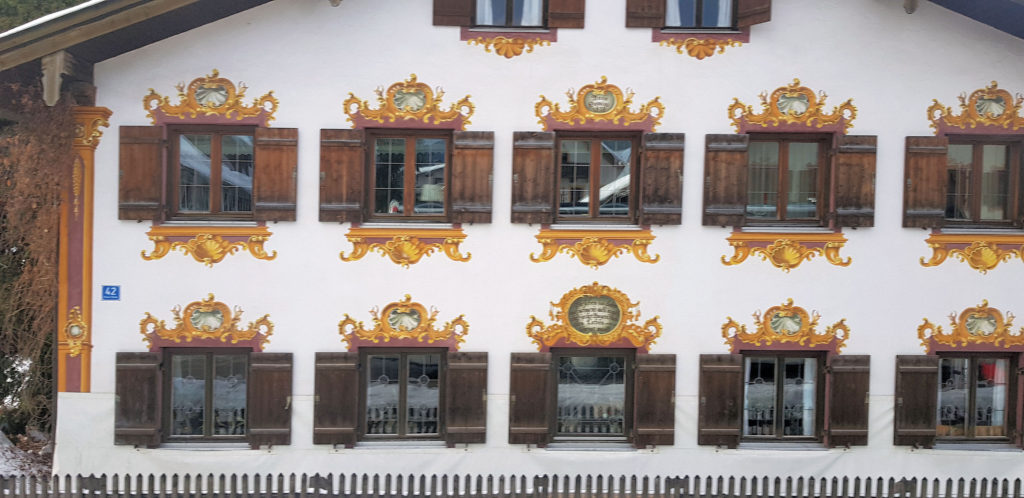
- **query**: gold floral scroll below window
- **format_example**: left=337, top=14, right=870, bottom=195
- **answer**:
left=530, top=227, right=659, bottom=268
left=721, top=231, right=850, bottom=272
left=526, top=282, right=662, bottom=352
left=338, top=295, right=468, bottom=351
left=919, top=233, right=1024, bottom=274
left=721, top=298, right=849, bottom=354
left=339, top=226, right=470, bottom=268
left=139, top=294, right=273, bottom=352
left=141, top=225, right=276, bottom=267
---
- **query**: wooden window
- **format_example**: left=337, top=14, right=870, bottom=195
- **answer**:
left=368, top=131, right=450, bottom=220
left=171, top=127, right=254, bottom=218
left=553, top=350, right=633, bottom=439
left=165, top=350, right=249, bottom=441
left=742, top=354, right=823, bottom=440
left=557, top=134, right=637, bottom=221
left=626, top=0, right=770, bottom=29
left=746, top=135, right=828, bottom=224
left=937, top=355, right=1016, bottom=441
left=362, top=350, right=444, bottom=439
left=434, top=0, right=584, bottom=28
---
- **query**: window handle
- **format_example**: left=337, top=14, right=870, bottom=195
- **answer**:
left=482, top=390, right=487, bottom=403
left=285, top=396, right=292, bottom=410
left=896, top=397, right=903, bottom=407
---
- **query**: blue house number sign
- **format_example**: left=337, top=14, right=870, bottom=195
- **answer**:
left=101, top=285, right=121, bottom=301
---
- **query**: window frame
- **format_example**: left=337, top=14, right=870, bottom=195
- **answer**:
left=365, top=129, right=453, bottom=222
left=554, top=131, right=641, bottom=223
left=943, top=136, right=1021, bottom=228
left=162, top=347, right=250, bottom=443
left=167, top=125, right=257, bottom=221
left=474, top=0, right=549, bottom=29
left=740, top=352, right=825, bottom=442
left=549, top=348, right=635, bottom=442
left=935, top=352, right=1018, bottom=442
left=745, top=133, right=831, bottom=226
left=358, top=347, right=447, bottom=441
left=663, top=0, right=738, bottom=30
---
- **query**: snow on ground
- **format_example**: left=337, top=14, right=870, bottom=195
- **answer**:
left=0, top=431, right=51, bottom=476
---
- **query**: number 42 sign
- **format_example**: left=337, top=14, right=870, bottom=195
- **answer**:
left=101, top=285, right=120, bottom=301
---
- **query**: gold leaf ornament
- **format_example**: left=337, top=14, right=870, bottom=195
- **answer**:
left=468, top=36, right=551, bottom=58
left=526, top=282, right=662, bottom=350
left=918, top=300, right=1024, bottom=353
left=721, top=298, right=849, bottom=353
left=143, top=69, right=278, bottom=125
left=729, top=78, right=856, bottom=133
left=338, top=295, right=468, bottom=350
left=139, top=294, right=273, bottom=350
left=928, top=81, right=1024, bottom=133
left=658, top=38, right=742, bottom=59
left=343, top=74, right=474, bottom=130
left=535, top=76, right=664, bottom=131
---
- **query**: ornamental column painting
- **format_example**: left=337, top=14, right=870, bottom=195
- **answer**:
left=58, top=106, right=111, bottom=392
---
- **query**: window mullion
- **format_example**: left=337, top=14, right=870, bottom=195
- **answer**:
left=775, top=357, right=784, bottom=438
left=399, top=353, right=408, bottom=437
left=405, top=139, right=416, bottom=217
left=506, top=0, right=515, bottom=26
left=210, top=134, right=222, bottom=214
left=591, top=140, right=601, bottom=218
left=695, top=0, right=704, bottom=28
left=778, top=143, right=789, bottom=221
left=972, top=145, right=984, bottom=223
left=967, top=357, right=978, bottom=438
left=205, top=352, right=214, bottom=438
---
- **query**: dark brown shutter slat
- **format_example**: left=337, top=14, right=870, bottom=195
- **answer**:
left=903, top=136, right=949, bottom=228
left=548, top=0, right=585, bottom=28
left=639, top=133, right=684, bottom=226
left=634, top=354, right=675, bottom=448
left=451, top=131, right=494, bottom=224
left=735, top=0, right=771, bottom=27
left=511, top=132, right=556, bottom=224
left=118, top=126, right=164, bottom=221
left=114, top=352, right=162, bottom=447
left=509, top=352, right=552, bottom=446
left=248, top=352, right=292, bottom=449
left=253, top=128, right=298, bottom=222
left=826, top=355, right=870, bottom=447
left=893, top=355, right=938, bottom=448
left=703, top=134, right=749, bottom=227
left=433, top=0, right=474, bottom=26
left=445, top=352, right=488, bottom=445
left=1016, top=354, right=1024, bottom=448
left=833, top=135, right=877, bottom=228
left=697, top=354, right=742, bottom=448
left=320, top=129, right=365, bottom=223
left=625, top=0, right=666, bottom=27
left=313, top=352, right=360, bottom=447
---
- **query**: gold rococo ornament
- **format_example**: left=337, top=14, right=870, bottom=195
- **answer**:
left=919, top=232, right=1024, bottom=274
left=658, top=37, right=742, bottom=59
left=918, top=300, right=1024, bottom=353
left=139, top=294, right=273, bottom=350
left=535, top=76, right=664, bottom=131
left=721, top=231, right=850, bottom=271
left=729, top=78, right=856, bottom=134
left=340, top=226, right=470, bottom=268
left=530, top=228, right=659, bottom=268
left=722, top=298, right=849, bottom=353
left=63, top=306, right=89, bottom=357
left=141, top=225, right=277, bottom=267
left=343, top=74, right=474, bottom=130
left=338, top=295, right=468, bottom=350
left=928, top=81, right=1024, bottom=133
left=526, top=282, right=661, bottom=350
left=467, top=36, right=551, bottom=58
left=143, top=69, right=278, bottom=125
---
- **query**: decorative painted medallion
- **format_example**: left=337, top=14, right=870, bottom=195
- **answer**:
left=721, top=231, right=850, bottom=271
left=139, top=294, right=272, bottom=351
left=658, top=37, right=743, bottom=59
left=728, top=78, right=856, bottom=134
left=919, top=232, right=1024, bottom=273
left=143, top=69, right=278, bottom=125
left=467, top=36, right=551, bottom=58
left=918, top=300, right=1024, bottom=353
left=722, top=298, right=849, bottom=353
left=526, top=282, right=662, bottom=351
left=338, top=295, right=468, bottom=351
left=530, top=228, right=659, bottom=268
left=340, top=226, right=469, bottom=268
left=928, top=81, right=1024, bottom=134
left=343, top=74, right=474, bottom=130
left=62, top=306, right=88, bottom=357
left=535, top=76, right=664, bottom=131
left=141, top=225, right=276, bottom=267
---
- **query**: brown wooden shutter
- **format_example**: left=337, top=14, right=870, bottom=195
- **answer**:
left=639, top=133, right=684, bottom=226
left=633, top=354, right=675, bottom=448
left=509, top=352, right=552, bottom=446
left=1016, top=354, right=1024, bottom=448
left=826, top=355, right=870, bottom=447
left=313, top=352, right=360, bottom=447
left=903, top=136, right=948, bottom=229
left=248, top=352, right=292, bottom=449
left=445, top=352, right=488, bottom=446
left=703, top=134, right=748, bottom=227
left=114, top=352, right=162, bottom=447
left=451, top=131, right=494, bottom=224
left=320, top=129, right=365, bottom=223
left=625, top=0, right=665, bottom=27
left=511, top=132, right=556, bottom=224
left=433, top=0, right=473, bottom=26
left=697, top=354, right=742, bottom=448
left=833, top=135, right=877, bottom=228
left=118, top=126, right=164, bottom=221
left=735, top=0, right=771, bottom=27
left=893, top=355, right=938, bottom=448
left=548, top=0, right=585, bottom=28
left=253, top=128, right=298, bottom=222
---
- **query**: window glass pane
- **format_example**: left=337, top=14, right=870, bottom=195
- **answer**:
left=743, top=357, right=776, bottom=436
left=975, top=358, right=1009, bottom=437
left=212, top=354, right=247, bottom=436
left=366, top=355, right=400, bottom=435
left=598, top=140, right=631, bottom=217
left=701, top=0, right=732, bottom=27
left=512, top=0, right=543, bottom=26
left=946, top=144, right=973, bottom=221
left=557, top=356, right=626, bottom=435
left=414, top=139, right=446, bottom=215
left=179, top=134, right=211, bottom=212
left=559, top=140, right=591, bottom=217
left=476, top=0, right=506, bottom=26
left=666, top=0, right=696, bottom=27
left=782, top=358, right=815, bottom=436
left=747, top=142, right=779, bottom=219
left=406, top=354, right=441, bottom=435
left=786, top=142, right=819, bottom=220
left=374, top=138, right=405, bottom=215
left=221, top=135, right=253, bottom=213
left=171, top=354, right=206, bottom=436
left=980, top=145, right=1009, bottom=221
left=938, top=357, right=969, bottom=437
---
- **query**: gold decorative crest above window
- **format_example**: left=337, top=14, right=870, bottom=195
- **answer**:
left=338, top=295, right=469, bottom=351
left=721, top=299, right=849, bottom=353
left=918, top=300, right=1024, bottom=353
left=526, top=282, right=662, bottom=351
left=535, top=76, right=664, bottom=132
left=139, top=294, right=273, bottom=351
left=928, top=81, right=1024, bottom=134
left=143, top=69, right=278, bottom=125
left=728, top=78, right=856, bottom=134
left=343, top=74, right=474, bottom=130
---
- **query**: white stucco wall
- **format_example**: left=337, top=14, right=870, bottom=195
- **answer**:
left=55, top=0, right=1024, bottom=478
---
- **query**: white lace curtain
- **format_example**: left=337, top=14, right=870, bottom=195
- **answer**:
left=476, top=0, right=543, bottom=26
left=666, top=0, right=733, bottom=27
